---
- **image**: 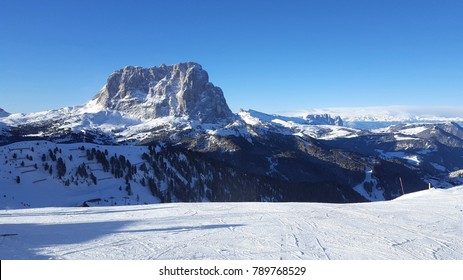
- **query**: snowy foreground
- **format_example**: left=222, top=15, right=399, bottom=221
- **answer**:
left=1, top=187, right=463, bottom=260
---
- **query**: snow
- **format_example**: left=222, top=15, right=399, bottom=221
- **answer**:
left=238, top=109, right=360, bottom=140
left=394, top=135, right=419, bottom=141
left=353, top=167, right=384, bottom=201
left=286, top=106, right=463, bottom=129
left=404, top=155, right=421, bottom=166
left=376, top=150, right=421, bottom=165
left=430, top=162, right=447, bottom=172
left=0, top=186, right=462, bottom=260
left=449, top=170, right=463, bottom=179
left=318, top=126, right=360, bottom=140
left=0, top=141, right=159, bottom=208
left=398, top=126, right=429, bottom=135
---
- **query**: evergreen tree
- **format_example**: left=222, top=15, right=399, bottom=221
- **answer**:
left=48, top=149, right=56, bottom=161
left=56, top=157, right=66, bottom=179
left=90, top=173, right=97, bottom=185
left=140, top=162, right=147, bottom=172
left=126, top=183, right=133, bottom=196
left=76, top=163, right=88, bottom=178
left=86, top=149, right=93, bottom=160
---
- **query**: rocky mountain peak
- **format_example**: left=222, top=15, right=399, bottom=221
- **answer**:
left=305, top=114, right=343, bottom=126
left=91, top=62, right=233, bottom=122
left=0, top=108, right=10, bottom=118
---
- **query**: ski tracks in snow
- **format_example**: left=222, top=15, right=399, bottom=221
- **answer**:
left=1, top=187, right=463, bottom=260
left=274, top=215, right=330, bottom=260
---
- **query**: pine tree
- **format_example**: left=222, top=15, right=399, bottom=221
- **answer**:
left=56, top=157, right=66, bottom=179
left=126, top=183, right=133, bottom=196
left=48, top=149, right=56, bottom=161
left=90, top=173, right=97, bottom=185
left=76, top=163, right=88, bottom=178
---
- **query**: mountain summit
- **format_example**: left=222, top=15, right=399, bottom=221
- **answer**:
left=90, top=62, right=233, bottom=122
left=0, top=108, right=10, bottom=117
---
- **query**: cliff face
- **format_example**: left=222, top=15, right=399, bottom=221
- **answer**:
left=91, top=62, right=233, bottom=122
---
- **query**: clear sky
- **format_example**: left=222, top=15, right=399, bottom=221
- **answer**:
left=1, top=0, right=462, bottom=114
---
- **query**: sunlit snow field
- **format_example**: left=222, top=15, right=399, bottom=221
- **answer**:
left=1, top=187, right=462, bottom=260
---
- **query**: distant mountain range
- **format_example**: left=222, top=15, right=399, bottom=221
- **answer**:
left=1, top=62, right=463, bottom=208
left=288, top=106, right=463, bottom=130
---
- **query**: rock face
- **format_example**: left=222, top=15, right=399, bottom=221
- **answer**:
left=305, top=114, right=343, bottom=126
left=91, top=62, right=234, bottom=122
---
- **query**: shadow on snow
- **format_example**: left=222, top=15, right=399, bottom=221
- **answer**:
left=0, top=220, right=245, bottom=260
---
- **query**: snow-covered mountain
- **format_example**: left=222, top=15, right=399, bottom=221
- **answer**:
left=1, top=186, right=462, bottom=259
left=89, top=62, right=233, bottom=122
left=238, top=109, right=358, bottom=140
left=290, top=106, right=463, bottom=129
left=2, top=62, right=463, bottom=207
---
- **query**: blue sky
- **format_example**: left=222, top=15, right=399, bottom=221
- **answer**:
left=1, top=0, right=462, bottom=114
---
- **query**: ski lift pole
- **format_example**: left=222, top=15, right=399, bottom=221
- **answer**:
left=399, top=177, right=405, bottom=195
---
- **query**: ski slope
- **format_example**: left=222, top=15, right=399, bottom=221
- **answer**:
left=1, top=187, right=462, bottom=260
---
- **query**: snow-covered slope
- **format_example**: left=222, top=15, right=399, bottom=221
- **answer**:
left=0, top=141, right=159, bottom=208
left=238, top=109, right=360, bottom=140
left=0, top=139, right=291, bottom=208
left=1, top=186, right=462, bottom=260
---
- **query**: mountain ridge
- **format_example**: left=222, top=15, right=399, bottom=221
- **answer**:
left=1, top=62, right=463, bottom=207
left=288, top=106, right=463, bottom=129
